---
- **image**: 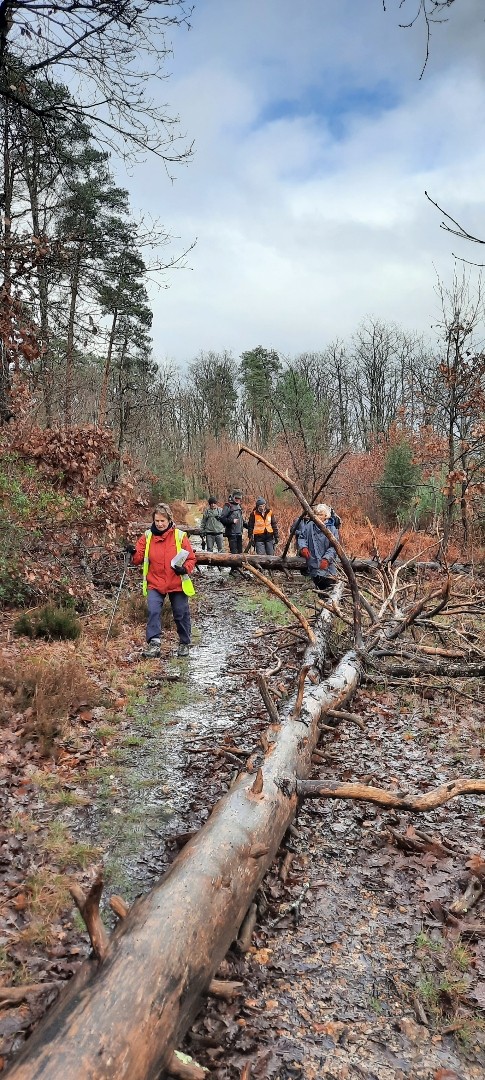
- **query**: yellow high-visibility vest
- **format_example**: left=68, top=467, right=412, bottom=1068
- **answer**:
left=142, top=528, right=195, bottom=598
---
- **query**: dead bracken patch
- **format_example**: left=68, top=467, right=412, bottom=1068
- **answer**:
left=0, top=654, right=102, bottom=755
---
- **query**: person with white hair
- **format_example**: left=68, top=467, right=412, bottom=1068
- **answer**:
left=296, top=502, right=339, bottom=591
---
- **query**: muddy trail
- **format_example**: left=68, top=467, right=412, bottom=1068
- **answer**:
left=79, top=573, right=286, bottom=912
left=1, top=570, right=485, bottom=1079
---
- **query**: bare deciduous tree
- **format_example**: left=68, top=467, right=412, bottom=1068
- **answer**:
left=0, top=1, right=193, bottom=164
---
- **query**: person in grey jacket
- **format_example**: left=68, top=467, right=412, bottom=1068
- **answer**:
left=200, top=496, right=224, bottom=552
left=296, top=502, right=339, bottom=591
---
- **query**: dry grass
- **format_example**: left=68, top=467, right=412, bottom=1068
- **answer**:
left=0, top=654, right=101, bottom=754
left=121, top=592, right=147, bottom=626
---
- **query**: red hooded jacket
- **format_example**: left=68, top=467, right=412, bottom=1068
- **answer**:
left=132, top=526, right=196, bottom=594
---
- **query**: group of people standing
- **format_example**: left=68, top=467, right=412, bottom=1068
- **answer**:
left=127, top=494, right=340, bottom=658
left=201, top=491, right=278, bottom=556
left=201, top=492, right=340, bottom=591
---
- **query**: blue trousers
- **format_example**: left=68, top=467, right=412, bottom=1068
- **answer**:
left=146, top=589, right=191, bottom=645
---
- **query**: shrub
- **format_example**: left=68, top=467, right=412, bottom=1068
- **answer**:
left=14, top=604, right=81, bottom=641
left=377, top=441, right=421, bottom=523
left=150, top=473, right=185, bottom=503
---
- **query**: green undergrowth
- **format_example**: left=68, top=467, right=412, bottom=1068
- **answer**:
left=14, top=604, right=81, bottom=641
left=236, top=590, right=292, bottom=624
left=413, top=930, right=484, bottom=1047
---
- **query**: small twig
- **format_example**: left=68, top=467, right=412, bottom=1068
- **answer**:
left=109, top=895, right=129, bottom=919
left=256, top=672, right=280, bottom=725
left=69, top=872, right=109, bottom=961
left=264, top=656, right=282, bottom=677
left=236, top=902, right=258, bottom=953
left=291, top=663, right=311, bottom=719
left=450, top=876, right=483, bottom=915
left=208, top=978, right=244, bottom=1000
left=0, top=982, right=61, bottom=1006
left=289, top=881, right=310, bottom=925
left=244, top=562, right=316, bottom=643
left=326, top=708, right=365, bottom=730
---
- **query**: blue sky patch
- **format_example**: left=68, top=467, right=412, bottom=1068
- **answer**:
left=256, top=81, right=399, bottom=139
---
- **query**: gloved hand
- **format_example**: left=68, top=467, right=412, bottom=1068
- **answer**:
left=319, top=558, right=329, bottom=570
left=172, top=565, right=185, bottom=575
left=125, top=543, right=136, bottom=556
left=300, top=547, right=311, bottom=560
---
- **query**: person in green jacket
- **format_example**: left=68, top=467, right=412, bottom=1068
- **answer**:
left=200, top=496, right=225, bottom=552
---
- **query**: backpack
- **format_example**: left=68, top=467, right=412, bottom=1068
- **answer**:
left=330, top=509, right=341, bottom=529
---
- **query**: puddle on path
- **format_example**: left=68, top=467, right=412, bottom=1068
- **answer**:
left=81, top=577, right=260, bottom=910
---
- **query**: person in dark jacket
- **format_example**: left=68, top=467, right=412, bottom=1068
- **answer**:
left=128, top=503, right=196, bottom=658
left=247, top=497, right=279, bottom=555
left=219, top=490, right=246, bottom=555
left=200, top=496, right=224, bottom=552
left=296, top=502, right=339, bottom=591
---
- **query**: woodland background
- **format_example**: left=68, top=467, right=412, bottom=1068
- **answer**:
left=1, top=0, right=485, bottom=613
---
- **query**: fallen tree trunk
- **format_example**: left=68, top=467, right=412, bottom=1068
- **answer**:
left=366, top=661, right=485, bottom=679
left=195, top=551, right=307, bottom=570
left=194, top=550, right=385, bottom=572
left=8, top=597, right=361, bottom=1080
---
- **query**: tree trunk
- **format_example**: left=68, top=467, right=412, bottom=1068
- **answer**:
left=0, top=99, right=13, bottom=423
left=7, top=616, right=360, bottom=1080
left=196, top=551, right=308, bottom=570
left=64, top=248, right=82, bottom=427
left=97, top=305, right=118, bottom=429
left=192, top=549, right=464, bottom=575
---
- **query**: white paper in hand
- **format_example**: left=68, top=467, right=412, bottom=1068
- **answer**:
left=171, top=548, right=189, bottom=570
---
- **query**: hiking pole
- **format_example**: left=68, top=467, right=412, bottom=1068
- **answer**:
left=105, top=551, right=129, bottom=644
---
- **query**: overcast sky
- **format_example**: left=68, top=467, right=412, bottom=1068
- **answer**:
left=117, top=0, right=485, bottom=366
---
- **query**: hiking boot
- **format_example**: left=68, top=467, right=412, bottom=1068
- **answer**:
left=142, top=638, right=161, bottom=658
left=177, top=642, right=190, bottom=658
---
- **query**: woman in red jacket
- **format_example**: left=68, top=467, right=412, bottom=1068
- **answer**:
left=129, top=503, right=196, bottom=658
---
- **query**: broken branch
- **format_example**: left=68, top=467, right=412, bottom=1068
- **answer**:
left=69, top=873, right=108, bottom=961
left=238, top=444, right=364, bottom=650
left=287, top=777, right=485, bottom=811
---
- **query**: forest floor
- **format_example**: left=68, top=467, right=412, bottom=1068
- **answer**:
left=0, top=564, right=485, bottom=1080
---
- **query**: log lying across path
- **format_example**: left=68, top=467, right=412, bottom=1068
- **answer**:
left=196, top=551, right=307, bottom=570
left=195, top=551, right=374, bottom=572
left=8, top=591, right=360, bottom=1080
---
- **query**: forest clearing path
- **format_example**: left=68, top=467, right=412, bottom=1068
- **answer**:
left=1, top=571, right=484, bottom=1079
